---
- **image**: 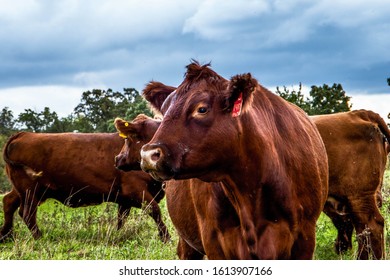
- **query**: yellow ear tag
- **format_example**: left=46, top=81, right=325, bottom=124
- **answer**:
left=124, top=122, right=129, bottom=127
left=119, top=133, right=127, bottom=139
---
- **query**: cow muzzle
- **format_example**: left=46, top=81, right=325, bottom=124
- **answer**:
left=115, top=154, right=131, bottom=171
left=140, top=144, right=174, bottom=181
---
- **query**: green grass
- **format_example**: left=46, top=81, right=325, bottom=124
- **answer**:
left=0, top=199, right=178, bottom=260
left=0, top=170, right=389, bottom=260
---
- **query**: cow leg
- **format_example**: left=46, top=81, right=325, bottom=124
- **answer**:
left=117, top=205, right=131, bottom=230
left=291, top=223, right=317, bottom=260
left=349, top=197, right=384, bottom=259
left=18, top=189, right=42, bottom=240
left=177, top=237, right=204, bottom=260
left=323, top=196, right=353, bottom=254
left=330, top=214, right=354, bottom=254
left=0, top=189, right=20, bottom=241
left=249, top=220, right=303, bottom=259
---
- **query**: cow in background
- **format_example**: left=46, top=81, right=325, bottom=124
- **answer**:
left=312, top=110, right=389, bottom=259
left=0, top=126, right=170, bottom=242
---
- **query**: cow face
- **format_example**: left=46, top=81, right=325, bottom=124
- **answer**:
left=114, top=114, right=161, bottom=171
left=140, top=61, right=258, bottom=182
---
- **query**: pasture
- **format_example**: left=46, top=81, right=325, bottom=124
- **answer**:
left=0, top=169, right=389, bottom=260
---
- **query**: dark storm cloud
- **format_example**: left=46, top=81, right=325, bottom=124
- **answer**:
left=0, top=0, right=389, bottom=93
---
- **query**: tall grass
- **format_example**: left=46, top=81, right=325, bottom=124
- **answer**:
left=0, top=199, right=178, bottom=260
left=0, top=170, right=389, bottom=260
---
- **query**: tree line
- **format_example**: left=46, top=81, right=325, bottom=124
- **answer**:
left=0, top=81, right=388, bottom=193
left=0, top=83, right=355, bottom=137
left=2, top=80, right=389, bottom=136
left=0, top=88, right=153, bottom=136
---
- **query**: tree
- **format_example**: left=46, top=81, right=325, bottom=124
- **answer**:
left=123, top=88, right=153, bottom=120
left=307, top=83, right=351, bottom=115
left=17, top=107, right=59, bottom=132
left=73, top=88, right=152, bottom=132
left=276, top=83, right=351, bottom=115
left=17, top=109, right=42, bottom=132
left=0, top=107, right=16, bottom=135
left=275, top=83, right=310, bottom=112
left=73, top=89, right=115, bottom=132
left=387, top=77, right=390, bottom=86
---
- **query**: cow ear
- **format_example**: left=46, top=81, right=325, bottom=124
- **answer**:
left=142, top=81, right=177, bottom=113
left=225, top=73, right=257, bottom=117
left=114, top=118, right=140, bottom=140
left=115, top=114, right=160, bottom=141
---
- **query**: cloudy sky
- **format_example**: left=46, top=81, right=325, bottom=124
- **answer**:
left=0, top=0, right=389, bottom=120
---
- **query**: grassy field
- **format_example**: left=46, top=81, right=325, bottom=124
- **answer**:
left=0, top=170, right=389, bottom=260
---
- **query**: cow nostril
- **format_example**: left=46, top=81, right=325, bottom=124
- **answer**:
left=151, top=151, right=161, bottom=162
left=145, top=146, right=163, bottom=163
left=141, top=146, right=164, bottom=169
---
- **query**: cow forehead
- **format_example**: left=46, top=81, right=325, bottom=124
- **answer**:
left=166, top=80, right=227, bottom=114
left=161, top=91, right=178, bottom=115
left=162, top=92, right=187, bottom=119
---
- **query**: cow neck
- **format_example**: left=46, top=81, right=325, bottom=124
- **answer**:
left=218, top=106, right=280, bottom=259
left=220, top=175, right=263, bottom=259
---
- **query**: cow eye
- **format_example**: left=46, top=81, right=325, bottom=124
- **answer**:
left=192, top=103, right=210, bottom=119
left=197, top=106, right=208, bottom=114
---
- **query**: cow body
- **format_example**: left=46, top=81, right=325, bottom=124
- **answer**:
left=312, top=110, right=389, bottom=259
left=139, top=62, right=328, bottom=259
left=1, top=132, right=169, bottom=242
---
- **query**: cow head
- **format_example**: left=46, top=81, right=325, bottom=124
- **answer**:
left=114, top=114, right=161, bottom=171
left=140, top=61, right=258, bottom=182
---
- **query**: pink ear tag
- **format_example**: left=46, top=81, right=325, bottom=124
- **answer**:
left=231, top=92, right=243, bottom=117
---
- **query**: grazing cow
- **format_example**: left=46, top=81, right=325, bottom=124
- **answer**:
left=312, top=110, right=389, bottom=259
left=137, top=61, right=328, bottom=259
left=0, top=129, right=170, bottom=242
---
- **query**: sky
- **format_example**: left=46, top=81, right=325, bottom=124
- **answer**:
left=0, top=0, right=389, bottom=121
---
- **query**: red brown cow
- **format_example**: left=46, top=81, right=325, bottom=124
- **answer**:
left=117, top=82, right=389, bottom=260
left=0, top=129, right=170, bottom=242
left=138, top=61, right=328, bottom=259
left=311, top=110, right=389, bottom=259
